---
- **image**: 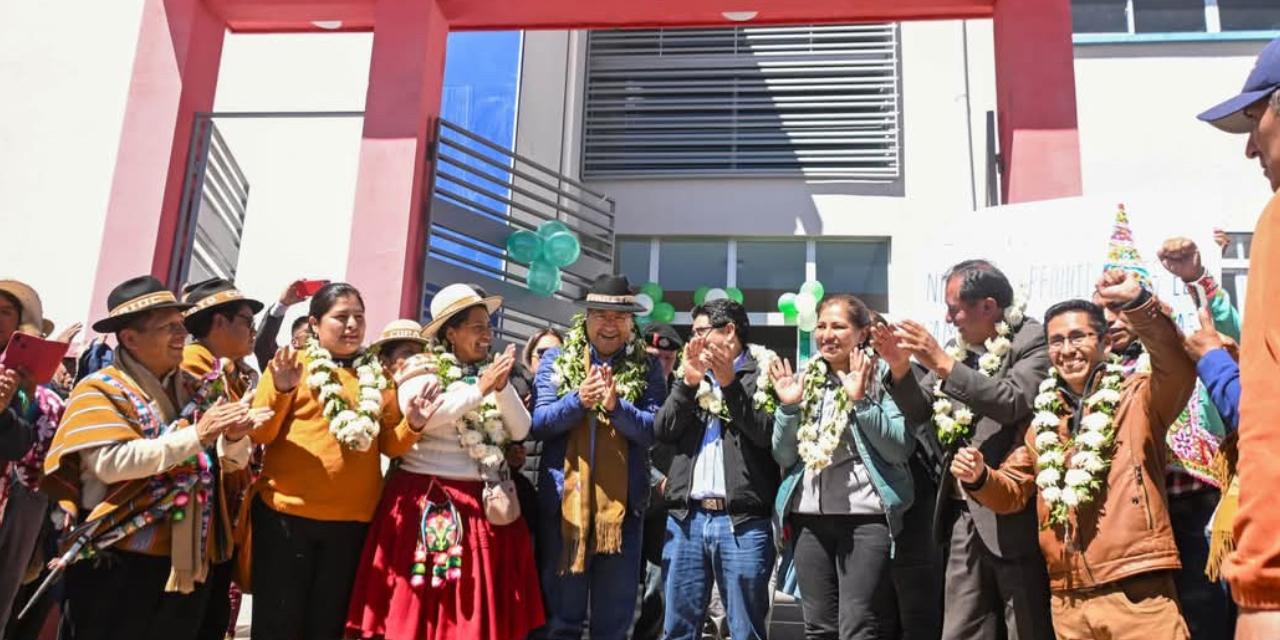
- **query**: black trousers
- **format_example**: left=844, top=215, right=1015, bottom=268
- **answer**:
left=59, top=550, right=215, bottom=640
left=249, top=498, right=368, bottom=640
left=632, top=509, right=668, bottom=640
left=941, top=507, right=1053, bottom=640
left=888, top=462, right=944, bottom=640
left=196, top=560, right=234, bottom=640
left=792, top=514, right=893, bottom=640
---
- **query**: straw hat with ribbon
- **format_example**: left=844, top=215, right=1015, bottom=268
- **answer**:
left=372, top=319, right=429, bottom=352
left=421, top=284, right=503, bottom=340
left=180, top=278, right=264, bottom=330
left=0, top=280, right=55, bottom=338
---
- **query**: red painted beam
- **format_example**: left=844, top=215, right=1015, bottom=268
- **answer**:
left=993, top=0, right=1082, bottom=203
left=343, top=0, right=448, bottom=330
left=207, top=0, right=993, bottom=33
left=87, top=0, right=225, bottom=335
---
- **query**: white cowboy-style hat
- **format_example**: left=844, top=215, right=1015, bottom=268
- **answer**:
left=372, top=319, right=429, bottom=351
left=421, top=284, right=503, bottom=339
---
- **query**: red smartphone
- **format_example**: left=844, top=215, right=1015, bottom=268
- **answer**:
left=0, top=333, right=68, bottom=385
left=294, top=279, right=329, bottom=298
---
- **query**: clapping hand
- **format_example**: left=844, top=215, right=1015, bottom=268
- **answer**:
left=479, top=345, right=517, bottom=395
left=682, top=337, right=707, bottom=388
left=769, top=358, right=804, bottom=407
left=837, top=349, right=876, bottom=402
left=407, top=375, right=445, bottom=431
left=578, top=365, right=608, bottom=409
left=870, top=323, right=910, bottom=380
left=893, top=321, right=953, bottom=377
left=705, top=342, right=735, bottom=387
left=224, top=395, right=275, bottom=442
left=0, top=366, right=19, bottom=413
left=599, top=366, right=619, bottom=412
left=269, top=346, right=303, bottom=392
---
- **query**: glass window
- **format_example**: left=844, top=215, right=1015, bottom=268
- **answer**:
left=736, top=240, right=807, bottom=313
left=1133, top=0, right=1206, bottom=33
left=815, top=240, right=890, bottom=313
left=658, top=240, right=729, bottom=312
left=615, top=238, right=651, bottom=286
left=1072, top=0, right=1130, bottom=33
left=1219, top=0, right=1280, bottom=31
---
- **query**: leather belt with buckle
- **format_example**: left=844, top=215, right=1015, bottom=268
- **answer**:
left=695, top=498, right=726, bottom=511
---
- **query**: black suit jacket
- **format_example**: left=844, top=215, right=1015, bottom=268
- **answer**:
left=886, top=319, right=1049, bottom=559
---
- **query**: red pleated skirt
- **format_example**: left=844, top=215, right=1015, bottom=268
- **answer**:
left=345, top=470, right=545, bottom=640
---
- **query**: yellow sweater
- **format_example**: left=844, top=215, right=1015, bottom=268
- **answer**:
left=251, top=353, right=418, bottom=522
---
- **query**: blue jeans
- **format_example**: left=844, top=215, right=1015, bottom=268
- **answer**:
left=662, top=509, right=775, bottom=640
left=532, top=511, right=644, bottom=640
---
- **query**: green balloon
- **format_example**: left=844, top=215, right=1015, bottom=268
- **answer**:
left=651, top=301, right=676, bottom=324
left=543, top=231, right=581, bottom=268
left=640, top=282, right=664, bottom=303
left=726, top=287, right=744, bottom=304
left=783, top=310, right=799, bottom=325
left=777, top=292, right=798, bottom=315
left=800, top=280, right=825, bottom=301
left=693, top=286, right=710, bottom=306
left=506, top=230, right=543, bottom=264
left=537, top=220, right=572, bottom=240
left=527, top=259, right=562, bottom=297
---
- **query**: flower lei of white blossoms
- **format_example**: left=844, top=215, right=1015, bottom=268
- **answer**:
left=673, top=344, right=782, bottom=422
left=550, top=313, right=650, bottom=416
left=932, top=290, right=1027, bottom=448
left=1032, top=362, right=1123, bottom=527
left=795, top=358, right=852, bottom=472
left=427, top=348, right=510, bottom=473
left=304, top=338, right=389, bottom=452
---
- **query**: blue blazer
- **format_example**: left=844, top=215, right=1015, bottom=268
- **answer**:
left=530, top=346, right=668, bottom=518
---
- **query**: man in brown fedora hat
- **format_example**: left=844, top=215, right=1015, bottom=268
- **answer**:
left=42, top=275, right=272, bottom=640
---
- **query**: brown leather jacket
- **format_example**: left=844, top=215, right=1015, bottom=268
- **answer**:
left=969, top=296, right=1196, bottom=593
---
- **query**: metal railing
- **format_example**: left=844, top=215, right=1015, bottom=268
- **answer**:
left=425, top=117, right=617, bottom=345
left=170, top=116, right=251, bottom=289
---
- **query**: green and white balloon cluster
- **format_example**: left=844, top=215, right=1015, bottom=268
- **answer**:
left=634, top=282, right=676, bottom=325
left=776, top=280, right=826, bottom=332
left=693, top=286, right=745, bottom=306
left=505, top=220, right=583, bottom=297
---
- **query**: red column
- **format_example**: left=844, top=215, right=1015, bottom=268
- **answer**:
left=87, top=0, right=225, bottom=331
left=993, top=0, right=1083, bottom=203
left=344, top=0, right=448, bottom=330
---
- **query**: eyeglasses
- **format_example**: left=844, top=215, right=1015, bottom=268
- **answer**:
left=233, top=313, right=255, bottom=327
left=587, top=311, right=631, bottom=324
left=142, top=321, right=188, bottom=337
left=1047, top=331, right=1098, bottom=352
left=691, top=323, right=728, bottom=338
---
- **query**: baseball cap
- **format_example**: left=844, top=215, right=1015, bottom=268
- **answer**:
left=1198, top=36, right=1280, bottom=134
left=641, top=323, right=683, bottom=352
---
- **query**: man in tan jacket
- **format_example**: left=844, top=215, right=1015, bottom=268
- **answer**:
left=949, top=270, right=1196, bottom=639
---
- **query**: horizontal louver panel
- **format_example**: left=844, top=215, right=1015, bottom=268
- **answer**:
left=583, top=24, right=901, bottom=179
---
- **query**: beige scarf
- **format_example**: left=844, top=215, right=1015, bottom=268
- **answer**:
left=559, top=350, right=629, bottom=574
left=113, top=348, right=208, bottom=593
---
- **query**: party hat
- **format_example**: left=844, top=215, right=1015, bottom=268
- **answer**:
left=1103, top=203, right=1151, bottom=288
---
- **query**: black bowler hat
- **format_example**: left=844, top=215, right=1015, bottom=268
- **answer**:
left=641, top=323, right=683, bottom=352
left=181, top=278, right=265, bottom=330
left=576, top=274, right=647, bottom=313
left=91, top=275, right=194, bottom=334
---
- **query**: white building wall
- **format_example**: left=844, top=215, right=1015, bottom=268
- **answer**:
left=0, top=0, right=147, bottom=330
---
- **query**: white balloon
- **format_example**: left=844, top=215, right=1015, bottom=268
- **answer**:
left=705, top=288, right=729, bottom=302
left=795, top=292, right=818, bottom=315
left=797, top=309, right=818, bottom=332
left=634, top=293, right=655, bottom=315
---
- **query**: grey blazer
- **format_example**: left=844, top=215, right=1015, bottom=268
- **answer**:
left=885, top=318, right=1049, bottom=559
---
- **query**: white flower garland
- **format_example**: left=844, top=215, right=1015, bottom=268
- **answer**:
left=426, top=349, right=510, bottom=474
left=933, top=292, right=1027, bottom=448
left=795, top=358, right=852, bottom=472
left=1031, top=362, right=1123, bottom=527
left=674, top=343, right=782, bottom=422
left=304, top=338, right=389, bottom=452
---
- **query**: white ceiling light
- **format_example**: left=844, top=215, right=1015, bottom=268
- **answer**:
left=311, top=20, right=344, bottom=30
left=721, top=11, right=758, bottom=21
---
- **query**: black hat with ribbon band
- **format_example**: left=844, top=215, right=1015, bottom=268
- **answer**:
left=576, top=274, right=647, bottom=313
left=180, top=278, right=265, bottom=330
left=91, top=275, right=194, bottom=334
